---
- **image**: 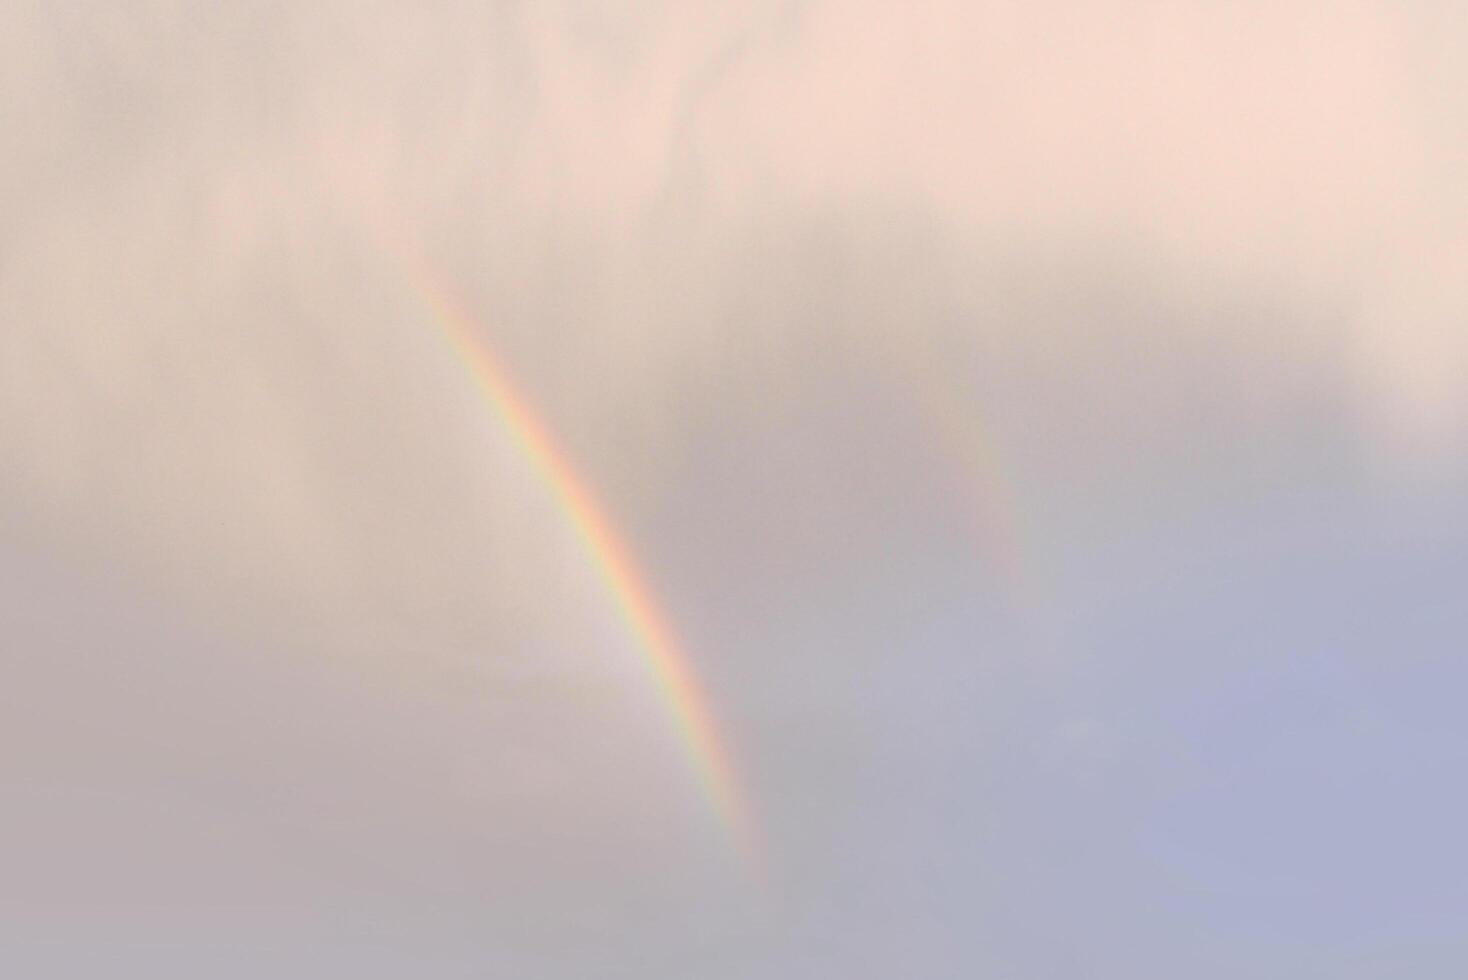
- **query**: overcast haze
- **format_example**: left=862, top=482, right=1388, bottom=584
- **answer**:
left=3, top=2, right=1467, bottom=976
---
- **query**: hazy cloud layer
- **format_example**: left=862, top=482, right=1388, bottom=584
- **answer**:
left=3, top=3, right=1467, bottom=976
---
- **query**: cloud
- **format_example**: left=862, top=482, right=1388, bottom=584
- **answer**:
left=3, top=4, right=1468, bottom=973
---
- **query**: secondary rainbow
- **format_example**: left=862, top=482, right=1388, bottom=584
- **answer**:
left=406, top=261, right=755, bottom=860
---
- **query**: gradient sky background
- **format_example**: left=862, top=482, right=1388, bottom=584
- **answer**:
left=3, top=2, right=1467, bottom=976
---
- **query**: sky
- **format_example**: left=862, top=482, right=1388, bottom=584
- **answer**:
left=2, top=2, right=1467, bottom=976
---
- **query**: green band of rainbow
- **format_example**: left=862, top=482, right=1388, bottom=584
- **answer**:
left=407, top=263, right=756, bottom=863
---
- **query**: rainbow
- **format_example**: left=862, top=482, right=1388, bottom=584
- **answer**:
left=901, top=350, right=1050, bottom=646
left=405, top=262, right=756, bottom=861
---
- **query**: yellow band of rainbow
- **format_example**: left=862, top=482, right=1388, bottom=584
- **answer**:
left=406, top=262, right=756, bottom=862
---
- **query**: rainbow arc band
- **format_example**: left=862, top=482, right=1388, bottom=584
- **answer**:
left=408, top=263, right=756, bottom=862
